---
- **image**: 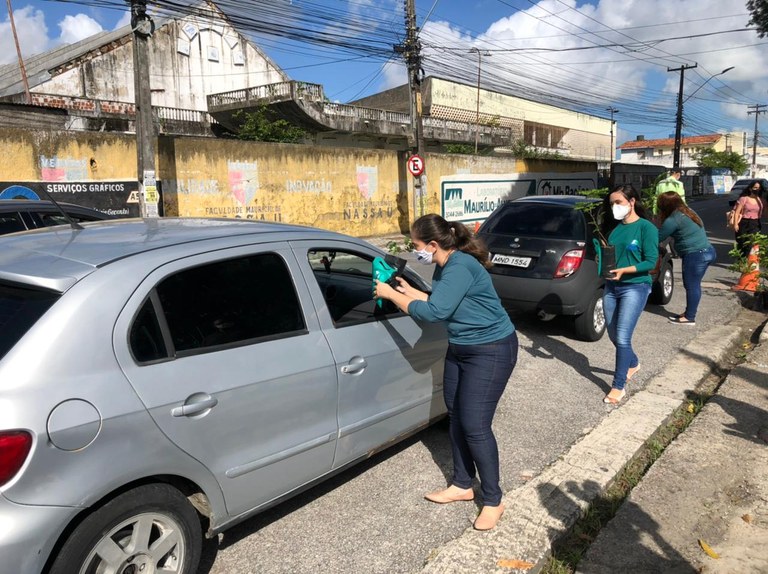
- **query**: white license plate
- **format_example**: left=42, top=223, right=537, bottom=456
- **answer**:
left=491, top=253, right=532, bottom=268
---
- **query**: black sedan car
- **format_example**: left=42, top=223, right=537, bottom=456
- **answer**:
left=477, top=195, right=674, bottom=341
left=0, top=200, right=111, bottom=235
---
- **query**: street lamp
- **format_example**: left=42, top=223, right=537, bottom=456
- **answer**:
left=670, top=65, right=734, bottom=169
left=683, top=66, right=735, bottom=104
left=470, top=47, right=491, bottom=154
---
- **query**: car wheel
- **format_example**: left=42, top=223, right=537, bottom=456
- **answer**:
left=650, top=262, right=674, bottom=305
left=48, top=484, right=202, bottom=574
left=573, top=288, right=605, bottom=342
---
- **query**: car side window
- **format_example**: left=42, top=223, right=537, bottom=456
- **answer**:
left=307, top=249, right=406, bottom=326
left=39, top=212, right=102, bottom=227
left=154, top=253, right=306, bottom=356
left=0, top=213, right=26, bottom=234
left=129, top=297, right=169, bottom=363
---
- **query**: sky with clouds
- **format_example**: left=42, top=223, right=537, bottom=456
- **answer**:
left=1, top=0, right=766, bottom=148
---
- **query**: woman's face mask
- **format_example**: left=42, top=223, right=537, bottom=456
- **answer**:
left=414, top=241, right=435, bottom=265
left=414, top=247, right=434, bottom=265
left=612, top=202, right=631, bottom=221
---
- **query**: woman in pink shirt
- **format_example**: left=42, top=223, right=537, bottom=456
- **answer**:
left=733, top=180, right=764, bottom=257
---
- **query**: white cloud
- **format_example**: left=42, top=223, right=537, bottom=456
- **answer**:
left=0, top=6, right=49, bottom=64
left=381, top=60, right=407, bottom=90
left=58, top=14, right=104, bottom=45
left=418, top=0, right=767, bottom=135
left=114, top=11, right=132, bottom=30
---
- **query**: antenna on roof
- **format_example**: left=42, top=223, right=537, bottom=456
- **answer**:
left=34, top=188, right=84, bottom=231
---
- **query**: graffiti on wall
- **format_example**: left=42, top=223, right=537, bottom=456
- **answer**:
left=356, top=166, right=378, bottom=200
left=228, top=161, right=259, bottom=206
left=39, top=156, right=89, bottom=181
left=343, top=200, right=394, bottom=220
left=286, top=178, right=332, bottom=193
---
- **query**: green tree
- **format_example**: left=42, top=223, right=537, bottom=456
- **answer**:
left=443, top=144, right=475, bottom=154
left=509, top=139, right=563, bottom=159
left=747, top=0, right=768, bottom=37
left=234, top=104, right=308, bottom=143
left=694, top=148, right=749, bottom=175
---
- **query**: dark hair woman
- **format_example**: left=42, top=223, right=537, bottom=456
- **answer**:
left=599, top=184, right=659, bottom=405
left=657, top=191, right=715, bottom=325
left=733, top=180, right=764, bottom=258
left=374, top=213, right=517, bottom=531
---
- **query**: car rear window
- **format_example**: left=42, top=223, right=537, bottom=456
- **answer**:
left=483, top=203, right=586, bottom=239
left=0, top=283, right=60, bottom=361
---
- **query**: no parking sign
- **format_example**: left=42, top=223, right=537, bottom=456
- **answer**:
left=407, top=154, right=425, bottom=177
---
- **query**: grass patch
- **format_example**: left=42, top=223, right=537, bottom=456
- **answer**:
left=540, top=339, right=756, bottom=574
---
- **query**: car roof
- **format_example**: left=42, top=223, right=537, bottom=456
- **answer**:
left=0, top=199, right=110, bottom=216
left=505, top=195, right=599, bottom=206
left=0, top=218, right=354, bottom=293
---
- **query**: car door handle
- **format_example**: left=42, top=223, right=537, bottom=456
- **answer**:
left=340, top=356, right=368, bottom=375
left=171, top=395, right=219, bottom=417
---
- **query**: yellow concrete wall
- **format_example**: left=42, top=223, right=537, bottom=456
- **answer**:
left=161, top=137, right=407, bottom=236
left=0, top=128, right=135, bottom=181
left=0, top=128, right=597, bottom=236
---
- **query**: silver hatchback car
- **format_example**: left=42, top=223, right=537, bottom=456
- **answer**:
left=0, top=218, right=447, bottom=574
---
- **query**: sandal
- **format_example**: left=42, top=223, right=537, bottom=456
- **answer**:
left=627, top=364, right=641, bottom=382
left=668, top=316, right=695, bottom=325
left=603, top=388, right=626, bottom=404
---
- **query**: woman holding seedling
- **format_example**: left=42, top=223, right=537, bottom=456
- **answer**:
left=374, top=213, right=516, bottom=531
left=599, top=185, right=659, bottom=405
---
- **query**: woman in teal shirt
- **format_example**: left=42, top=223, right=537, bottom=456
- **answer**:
left=374, top=214, right=516, bottom=531
left=657, top=191, right=715, bottom=325
left=600, top=185, right=658, bottom=405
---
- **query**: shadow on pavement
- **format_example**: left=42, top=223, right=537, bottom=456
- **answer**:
left=537, top=479, right=698, bottom=574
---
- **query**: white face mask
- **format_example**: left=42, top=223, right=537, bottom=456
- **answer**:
left=612, top=203, right=631, bottom=221
left=414, top=247, right=434, bottom=265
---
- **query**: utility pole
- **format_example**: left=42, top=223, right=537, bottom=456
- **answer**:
left=606, top=106, right=619, bottom=163
left=130, top=0, right=158, bottom=217
left=668, top=63, right=697, bottom=170
left=397, top=0, right=426, bottom=218
left=470, top=48, right=490, bottom=154
left=747, top=104, right=767, bottom=178
left=6, top=0, right=31, bottom=104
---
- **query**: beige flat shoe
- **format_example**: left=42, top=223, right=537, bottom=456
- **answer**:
left=474, top=504, right=505, bottom=530
left=424, top=486, right=474, bottom=504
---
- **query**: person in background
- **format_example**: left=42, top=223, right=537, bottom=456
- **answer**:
left=374, top=214, right=517, bottom=531
left=600, top=184, right=659, bottom=405
left=653, top=168, right=685, bottom=215
left=732, top=179, right=765, bottom=258
left=657, top=192, right=716, bottom=326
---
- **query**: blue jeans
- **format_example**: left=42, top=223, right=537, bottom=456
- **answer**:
left=681, top=246, right=716, bottom=321
left=603, top=282, right=651, bottom=391
left=442, top=331, right=518, bottom=506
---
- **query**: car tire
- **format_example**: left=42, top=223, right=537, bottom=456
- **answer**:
left=573, top=288, right=605, bottom=342
left=650, top=262, right=674, bottom=305
left=48, top=483, right=202, bottom=574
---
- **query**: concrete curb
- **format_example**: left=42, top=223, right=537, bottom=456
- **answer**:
left=419, top=323, right=747, bottom=574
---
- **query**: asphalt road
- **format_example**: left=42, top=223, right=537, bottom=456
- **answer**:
left=200, top=194, right=745, bottom=574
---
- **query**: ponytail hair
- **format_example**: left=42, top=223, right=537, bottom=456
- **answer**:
left=411, top=214, right=491, bottom=268
left=656, top=191, right=702, bottom=226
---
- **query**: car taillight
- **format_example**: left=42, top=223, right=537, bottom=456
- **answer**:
left=554, top=249, right=585, bottom=278
left=0, top=431, right=32, bottom=487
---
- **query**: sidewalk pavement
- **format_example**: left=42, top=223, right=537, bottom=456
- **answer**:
left=577, top=324, right=768, bottom=574
left=416, top=312, right=767, bottom=574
